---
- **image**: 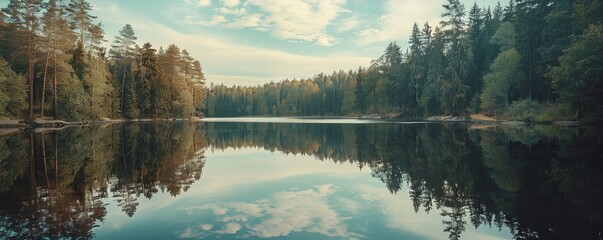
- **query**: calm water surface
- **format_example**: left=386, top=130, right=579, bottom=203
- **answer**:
left=0, top=118, right=601, bottom=239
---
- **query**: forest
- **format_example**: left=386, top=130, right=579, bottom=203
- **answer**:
left=204, top=0, right=603, bottom=122
left=0, top=0, right=206, bottom=121
left=1, top=0, right=602, bottom=122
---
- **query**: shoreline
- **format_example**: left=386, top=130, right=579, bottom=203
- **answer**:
left=0, top=117, right=205, bottom=129
left=0, top=115, right=582, bottom=131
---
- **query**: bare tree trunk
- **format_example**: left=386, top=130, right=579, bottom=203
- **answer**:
left=122, top=65, right=126, bottom=116
left=54, top=50, right=58, bottom=120
left=28, top=56, right=35, bottom=119
left=41, top=132, right=50, bottom=189
left=41, top=52, right=50, bottom=118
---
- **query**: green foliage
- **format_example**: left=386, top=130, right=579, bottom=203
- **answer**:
left=0, top=57, right=26, bottom=117
left=490, top=21, right=516, bottom=51
left=84, top=58, right=113, bottom=118
left=57, top=74, right=91, bottom=121
left=547, top=24, right=603, bottom=122
left=440, top=0, right=472, bottom=115
left=480, top=49, right=523, bottom=113
left=509, top=99, right=544, bottom=122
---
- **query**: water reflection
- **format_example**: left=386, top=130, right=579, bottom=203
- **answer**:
left=0, top=121, right=601, bottom=239
left=203, top=122, right=603, bottom=240
left=0, top=123, right=206, bottom=239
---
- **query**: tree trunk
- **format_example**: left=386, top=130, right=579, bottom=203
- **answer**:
left=122, top=65, right=126, bottom=116
left=28, top=56, right=35, bottom=119
left=54, top=50, right=58, bottom=120
left=41, top=52, right=50, bottom=118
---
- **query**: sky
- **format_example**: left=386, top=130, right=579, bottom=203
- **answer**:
left=2, top=0, right=502, bottom=86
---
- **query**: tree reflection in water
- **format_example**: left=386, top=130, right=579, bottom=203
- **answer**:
left=0, top=121, right=601, bottom=240
left=0, top=122, right=206, bottom=239
left=203, top=122, right=603, bottom=240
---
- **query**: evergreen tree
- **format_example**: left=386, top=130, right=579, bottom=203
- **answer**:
left=66, top=0, right=96, bottom=48
left=40, top=0, right=75, bottom=118
left=440, top=0, right=471, bottom=115
left=110, top=24, right=137, bottom=117
left=514, top=0, right=551, bottom=100
left=1, top=0, right=43, bottom=118
left=137, top=42, right=163, bottom=117
left=421, top=27, right=446, bottom=116
left=355, top=66, right=366, bottom=112
left=408, top=23, right=425, bottom=108
left=467, top=3, right=485, bottom=111
left=547, top=25, right=603, bottom=121
left=0, top=57, right=26, bottom=117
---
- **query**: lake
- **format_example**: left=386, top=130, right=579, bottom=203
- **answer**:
left=0, top=118, right=601, bottom=239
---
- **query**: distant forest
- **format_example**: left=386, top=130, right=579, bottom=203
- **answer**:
left=0, top=0, right=206, bottom=121
left=1, top=0, right=602, bottom=122
left=204, top=0, right=603, bottom=122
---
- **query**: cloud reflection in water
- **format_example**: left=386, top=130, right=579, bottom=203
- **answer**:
left=179, top=184, right=363, bottom=239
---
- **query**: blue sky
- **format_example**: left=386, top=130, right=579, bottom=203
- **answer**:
left=3, top=0, right=503, bottom=86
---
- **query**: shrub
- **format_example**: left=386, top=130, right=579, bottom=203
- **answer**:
left=509, top=99, right=546, bottom=122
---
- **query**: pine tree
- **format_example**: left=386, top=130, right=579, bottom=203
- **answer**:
left=1, top=0, right=43, bottom=118
left=408, top=23, right=425, bottom=108
left=547, top=25, right=603, bottom=121
left=66, top=0, right=96, bottom=49
left=190, top=59, right=205, bottom=114
left=38, top=0, right=76, bottom=119
left=137, top=42, right=162, bottom=117
left=467, top=3, right=485, bottom=110
left=440, top=0, right=471, bottom=115
left=0, top=57, right=26, bottom=117
left=110, top=24, right=137, bottom=116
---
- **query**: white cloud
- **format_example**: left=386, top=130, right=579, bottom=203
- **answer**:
left=337, top=16, right=359, bottom=33
left=221, top=0, right=240, bottom=7
left=201, top=224, right=213, bottom=230
left=218, top=222, right=242, bottom=234
left=247, top=0, right=347, bottom=46
left=357, top=0, right=441, bottom=46
left=179, top=185, right=359, bottom=239
left=227, top=13, right=267, bottom=30
left=218, top=7, right=247, bottom=15
left=183, top=14, right=227, bottom=27
left=184, top=0, right=212, bottom=7
left=184, top=0, right=349, bottom=46
left=211, top=15, right=227, bottom=24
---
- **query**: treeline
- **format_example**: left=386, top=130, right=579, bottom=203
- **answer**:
left=0, top=0, right=206, bottom=121
left=205, top=0, right=603, bottom=122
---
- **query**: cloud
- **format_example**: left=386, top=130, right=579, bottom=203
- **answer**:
left=227, top=13, right=267, bottom=30
left=247, top=0, right=347, bottom=46
left=337, top=16, right=359, bottom=33
left=221, top=0, right=240, bottom=7
left=201, top=224, right=213, bottom=230
left=179, top=185, right=360, bottom=239
left=357, top=0, right=442, bottom=46
left=184, top=14, right=226, bottom=27
left=184, top=0, right=349, bottom=46
left=218, top=7, right=247, bottom=16
left=218, top=222, right=242, bottom=234
left=184, top=0, right=212, bottom=7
